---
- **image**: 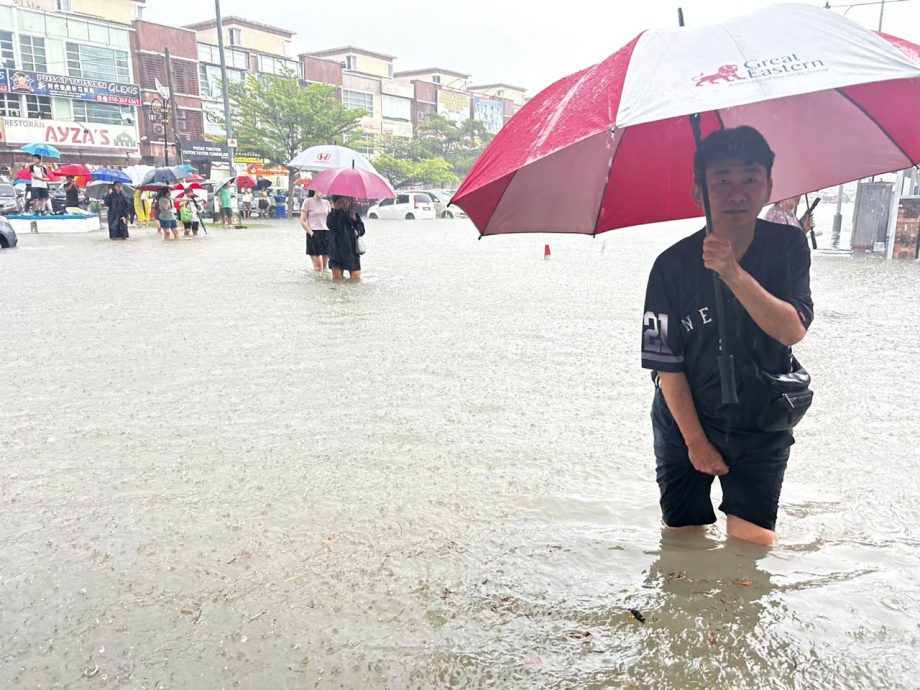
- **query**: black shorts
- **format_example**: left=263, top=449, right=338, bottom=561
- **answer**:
left=654, top=422, right=790, bottom=531
left=221, top=207, right=233, bottom=220
left=183, top=221, right=199, bottom=231
left=32, top=187, right=49, bottom=200
left=306, top=229, right=329, bottom=256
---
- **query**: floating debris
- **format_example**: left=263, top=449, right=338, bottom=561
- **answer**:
left=628, top=608, right=646, bottom=623
left=567, top=630, right=592, bottom=640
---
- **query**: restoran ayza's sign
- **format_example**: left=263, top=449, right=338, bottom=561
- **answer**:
left=0, top=117, right=138, bottom=150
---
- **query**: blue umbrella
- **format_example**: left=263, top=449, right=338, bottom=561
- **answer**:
left=176, top=164, right=197, bottom=173
left=20, top=143, right=61, bottom=158
left=91, top=168, right=132, bottom=183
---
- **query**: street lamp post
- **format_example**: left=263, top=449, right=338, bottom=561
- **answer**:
left=148, top=95, right=171, bottom=166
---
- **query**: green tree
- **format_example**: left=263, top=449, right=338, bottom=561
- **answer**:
left=227, top=72, right=365, bottom=207
left=405, top=114, right=495, bottom=179
left=373, top=154, right=459, bottom=189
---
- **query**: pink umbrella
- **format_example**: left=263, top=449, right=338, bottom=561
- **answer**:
left=452, top=4, right=920, bottom=237
left=306, top=166, right=395, bottom=200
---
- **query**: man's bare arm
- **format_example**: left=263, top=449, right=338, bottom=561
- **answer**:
left=703, top=235, right=806, bottom=347
left=658, top=371, right=729, bottom=475
left=721, top=269, right=805, bottom=347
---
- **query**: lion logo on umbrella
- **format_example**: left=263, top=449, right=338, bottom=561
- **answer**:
left=694, top=64, right=747, bottom=86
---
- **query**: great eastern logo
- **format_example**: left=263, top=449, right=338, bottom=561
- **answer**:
left=693, top=54, right=827, bottom=87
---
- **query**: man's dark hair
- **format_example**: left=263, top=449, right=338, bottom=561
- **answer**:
left=693, top=126, right=775, bottom=185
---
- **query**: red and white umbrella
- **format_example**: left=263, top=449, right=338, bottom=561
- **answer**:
left=452, top=3, right=920, bottom=236
left=306, top=166, right=396, bottom=200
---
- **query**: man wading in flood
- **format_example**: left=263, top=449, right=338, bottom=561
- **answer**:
left=641, top=127, right=813, bottom=546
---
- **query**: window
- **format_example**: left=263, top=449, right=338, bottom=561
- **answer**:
left=0, top=31, right=14, bottom=70
left=432, top=75, right=441, bottom=84
left=228, top=28, right=241, bottom=46
left=25, top=95, right=52, bottom=119
left=56, top=0, right=72, bottom=10
left=397, top=194, right=409, bottom=204
left=387, top=64, right=393, bottom=78
left=20, top=35, right=47, bottom=72
left=197, top=43, right=248, bottom=70
left=66, top=43, right=130, bottom=82
left=0, top=93, right=22, bottom=118
left=198, top=62, right=244, bottom=101
left=345, top=55, right=357, bottom=71
left=379, top=198, right=393, bottom=207
left=258, top=54, right=300, bottom=76
left=342, top=89, right=373, bottom=117
left=73, top=100, right=133, bottom=125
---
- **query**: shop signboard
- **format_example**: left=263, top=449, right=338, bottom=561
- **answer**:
left=0, top=116, right=138, bottom=149
left=437, top=87, right=471, bottom=125
left=4, top=69, right=141, bottom=106
left=184, top=140, right=230, bottom=162
left=472, top=97, right=505, bottom=135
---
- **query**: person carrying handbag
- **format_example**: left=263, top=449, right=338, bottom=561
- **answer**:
left=325, top=195, right=365, bottom=282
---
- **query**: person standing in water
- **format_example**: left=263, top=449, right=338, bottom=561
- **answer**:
left=300, top=189, right=331, bottom=272
left=325, top=195, right=365, bottom=282
left=641, top=126, right=813, bottom=547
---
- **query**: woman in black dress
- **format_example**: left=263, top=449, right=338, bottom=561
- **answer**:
left=103, top=182, right=131, bottom=240
left=326, top=195, right=365, bottom=282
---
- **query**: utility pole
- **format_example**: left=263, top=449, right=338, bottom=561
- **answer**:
left=215, top=0, right=236, bottom=177
left=164, top=46, right=183, bottom=165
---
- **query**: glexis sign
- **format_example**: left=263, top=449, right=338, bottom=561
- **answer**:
left=693, top=53, right=828, bottom=87
left=0, top=117, right=138, bottom=150
left=3, top=69, right=142, bottom=106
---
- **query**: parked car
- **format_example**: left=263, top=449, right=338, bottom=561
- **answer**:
left=0, top=215, right=18, bottom=248
left=367, top=192, right=436, bottom=220
left=434, top=189, right=467, bottom=219
left=398, top=189, right=461, bottom=219
left=0, top=182, right=23, bottom=215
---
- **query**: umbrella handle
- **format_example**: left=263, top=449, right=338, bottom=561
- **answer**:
left=690, top=113, right=738, bottom=406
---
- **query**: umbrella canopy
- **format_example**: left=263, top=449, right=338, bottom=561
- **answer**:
left=173, top=186, right=208, bottom=202
left=306, top=167, right=396, bottom=200
left=293, top=177, right=312, bottom=186
left=136, top=182, right=172, bottom=192
left=288, top=145, right=377, bottom=172
left=85, top=180, right=134, bottom=201
left=176, top=164, right=197, bottom=173
left=234, top=175, right=257, bottom=189
left=141, top=166, right=193, bottom=185
left=20, top=143, right=61, bottom=158
left=56, top=164, right=91, bottom=177
left=123, top=165, right=155, bottom=185
left=452, top=4, right=920, bottom=236
left=91, top=168, right=132, bottom=183
left=256, top=179, right=272, bottom=190
left=184, top=173, right=205, bottom=182
left=16, top=168, right=59, bottom=182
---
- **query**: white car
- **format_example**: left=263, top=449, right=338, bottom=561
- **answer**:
left=398, top=189, right=467, bottom=219
left=367, top=192, right=436, bottom=220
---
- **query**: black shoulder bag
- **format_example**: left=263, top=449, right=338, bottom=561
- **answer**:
left=734, top=246, right=813, bottom=432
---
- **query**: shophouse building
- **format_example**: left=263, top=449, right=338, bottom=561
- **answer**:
left=184, top=16, right=300, bottom=174
left=303, top=46, right=415, bottom=152
left=130, top=21, right=204, bottom=168
left=0, top=0, right=143, bottom=167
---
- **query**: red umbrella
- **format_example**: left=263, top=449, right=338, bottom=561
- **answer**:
left=56, top=164, right=92, bottom=176
left=306, top=167, right=395, bottom=200
left=452, top=4, right=920, bottom=236
left=184, top=173, right=205, bottom=182
left=16, top=168, right=59, bottom=182
left=234, top=175, right=257, bottom=189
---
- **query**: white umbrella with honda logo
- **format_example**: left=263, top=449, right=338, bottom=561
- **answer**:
left=288, top=145, right=377, bottom=173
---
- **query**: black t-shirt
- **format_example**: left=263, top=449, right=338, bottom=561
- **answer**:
left=641, top=219, right=813, bottom=455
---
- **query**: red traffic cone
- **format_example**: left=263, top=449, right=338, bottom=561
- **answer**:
left=544, top=244, right=551, bottom=259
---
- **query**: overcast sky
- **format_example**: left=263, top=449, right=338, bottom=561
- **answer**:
left=146, top=0, right=920, bottom=94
